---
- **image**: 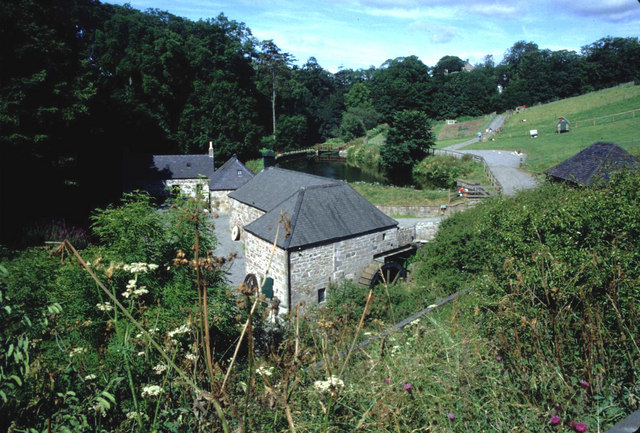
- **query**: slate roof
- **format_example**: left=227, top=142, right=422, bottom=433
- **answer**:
left=234, top=167, right=398, bottom=249
left=209, top=155, right=254, bottom=191
left=125, top=154, right=215, bottom=182
left=123, top=153, right=215, bottom=195
left=545, top=142, right=640, bottom=185
left=228, top=167, right=340, bottom=212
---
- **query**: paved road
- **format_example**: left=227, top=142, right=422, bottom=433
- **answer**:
left=211, top=213, right=246, bottom=288
left=443, top=114, right=539, bottom=196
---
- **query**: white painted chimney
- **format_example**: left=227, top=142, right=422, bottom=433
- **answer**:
left=208, top=141, right=214, bottom=158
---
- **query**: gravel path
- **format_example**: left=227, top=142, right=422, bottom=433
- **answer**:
left=443, top=114, right=539, bottom=196
left=211, top=213, right=246, bottom=288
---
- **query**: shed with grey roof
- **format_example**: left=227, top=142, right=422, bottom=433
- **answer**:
left=545, top=142, right=640, bottom=186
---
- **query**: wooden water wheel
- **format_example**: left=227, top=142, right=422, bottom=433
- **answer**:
left=358, top=261, right=406, bottom=288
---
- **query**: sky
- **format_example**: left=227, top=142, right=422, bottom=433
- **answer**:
left=105, top=0, right=640, bottom=72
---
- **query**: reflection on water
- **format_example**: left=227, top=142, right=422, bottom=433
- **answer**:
left=277, top=157, right=388, bottom=184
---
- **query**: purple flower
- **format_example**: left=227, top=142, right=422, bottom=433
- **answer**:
left=403, top=383, right=411, bottom=391
left=496, top=355, right=502, bottom=362
left=384, top=378, right=390, bottom=384
left=569, top=421, right=577, bottom=428
left=574, top=422, right=587, bottom=432
left=550, top=415, right=561, bottom=425
left=579, top=380, right=590, bottom=388
left=448, top=412, right=455, bottom=421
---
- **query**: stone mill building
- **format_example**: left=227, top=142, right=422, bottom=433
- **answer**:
left=228, top=167, right=406, bottom=314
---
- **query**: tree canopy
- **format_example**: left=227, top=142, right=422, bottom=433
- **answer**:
left=2, top=0, right=639, bottom=242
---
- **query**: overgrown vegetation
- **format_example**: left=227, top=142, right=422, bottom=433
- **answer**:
left=2, top=171, right=640, bottom=431
left=413, top=154, right=486, bottom=189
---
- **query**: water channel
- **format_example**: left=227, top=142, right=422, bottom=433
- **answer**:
left=277, top=156, right=388, bottom=184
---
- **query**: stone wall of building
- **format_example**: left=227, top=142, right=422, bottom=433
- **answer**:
left=288, top=227, right=399, bottom=310
left=244, top=227, right=399, bottom=314
left=210, top=190, right=233, bottom=214
left=165, top=179, right=210, bottom=204
left=244, top=232, right=290, bottom=311
left=229, top=199, right=265, bottom=240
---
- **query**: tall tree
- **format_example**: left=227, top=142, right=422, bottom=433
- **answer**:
left=380, top=110, right=434, bottom=183
left=257, top=40, right=294, bottom=146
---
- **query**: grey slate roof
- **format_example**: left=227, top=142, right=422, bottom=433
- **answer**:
left=228, top=167, right=340, bottom=212
left=209, top=155, right=254, bottom=191
left=123, top=153, right=215, bottom=195
left=545, top=142, right=640, bottom=185
left=149, top=154, right=216, bottom=179
left=235, top=168, right=398, bottom=249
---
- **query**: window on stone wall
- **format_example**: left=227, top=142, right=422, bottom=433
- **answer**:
left=237, top=170, right=243, bottom=176
left=318, top=288, right=326, bottom=304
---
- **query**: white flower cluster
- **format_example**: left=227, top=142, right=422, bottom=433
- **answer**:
left=96, top=302, right=113, bottom=312
left=84, top=374, right=97, bottom=381
left=141, top=385, right=163, bottom=397
left=167, top=324, right=190, bottom=338
left=124, top=263, right=159, bottom=274
left=69, top=347, right=87, bottom=358
left=185, top=353, right=197, bottom=361
left=313, top=376, right=344, bottom=393
left=153, top=364, right=167, bottom=375
left=133, top=287, right=149, bottom=296
left=126, top=411, right=149, bottom=421
left=121, top=278, right=148, bottom=299
left=256, top=366, right=274, bottom=377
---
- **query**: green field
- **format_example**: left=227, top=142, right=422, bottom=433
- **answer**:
left=466, top=83, right=640, bottom=172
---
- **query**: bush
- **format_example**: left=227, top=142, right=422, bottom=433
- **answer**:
left=412, top=154, right=477, bottom=189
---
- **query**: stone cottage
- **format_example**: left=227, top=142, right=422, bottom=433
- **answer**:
left=208, top=154, right=254, bottom=213
left=123, top=144, right=216, bottom=202
left=228, top=167, right=401, bottom=314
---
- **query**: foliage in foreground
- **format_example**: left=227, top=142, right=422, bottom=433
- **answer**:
left=2, top=172, right=640, bottom=432
left=412, top=171, right=640, bottom=429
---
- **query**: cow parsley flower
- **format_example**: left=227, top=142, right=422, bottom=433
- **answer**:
left=96, top=302, right=113, bottom=312
left=168, top=324, right=190, bottom=338
left=141, top=385, right=163, bottom=397
left=153, top=364, right=167, bottom=375
left=256, top=366, right=274, bottom=377
left=313, top=376, right=344, bottom=393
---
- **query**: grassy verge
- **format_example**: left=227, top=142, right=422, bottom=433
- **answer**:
left=350, top=182, right=456, bottom=205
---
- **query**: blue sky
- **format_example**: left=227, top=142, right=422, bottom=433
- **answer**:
left=106, top=0, right=640, bottom=72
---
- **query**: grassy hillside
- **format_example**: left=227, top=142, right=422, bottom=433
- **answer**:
left=467, top=83, right=640, bottom=172
left=434, top=115, right=494, bottom=148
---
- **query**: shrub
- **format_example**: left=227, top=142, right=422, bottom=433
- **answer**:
left=412, top=154, right=476, bottom=189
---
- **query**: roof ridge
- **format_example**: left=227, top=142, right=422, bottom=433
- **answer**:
left=282, top=188, right=306, bottom=250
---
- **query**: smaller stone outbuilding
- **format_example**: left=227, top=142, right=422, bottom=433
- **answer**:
left=123, top=145, right=215, bottom=202
left=545, top=142, right=640, bottom=186
left=208, top=155, right=254, bottom=213
left=228, top=167, right=400, bottom=313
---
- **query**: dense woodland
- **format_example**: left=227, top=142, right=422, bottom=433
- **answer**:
left=2, top=0, right=640, bottom=243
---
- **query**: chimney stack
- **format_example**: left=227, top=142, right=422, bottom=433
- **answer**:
left=208, top=141, right=214, bottom=168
